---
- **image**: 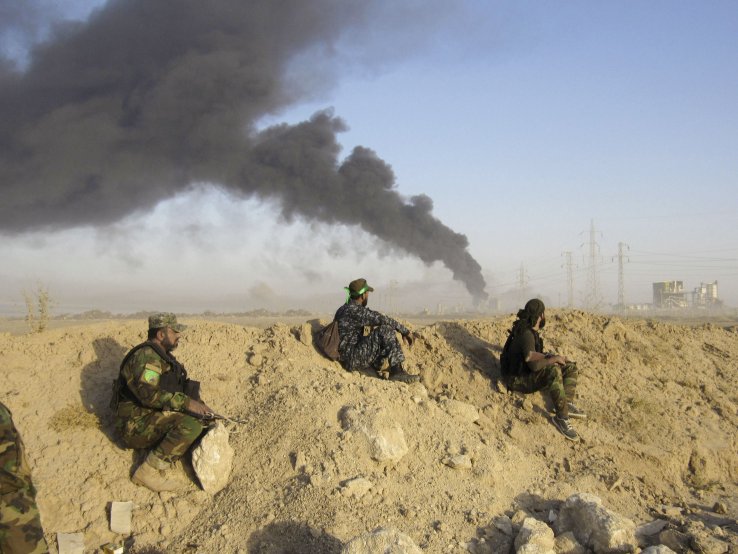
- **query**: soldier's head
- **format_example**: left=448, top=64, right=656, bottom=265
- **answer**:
left=346, top=278, right=374, bottom=306
left=147, top=312, right=187, bottom=351
left=517, top=298, right=546, bottom=329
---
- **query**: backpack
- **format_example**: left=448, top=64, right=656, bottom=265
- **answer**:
left=315, top=320, right=340, bottom=361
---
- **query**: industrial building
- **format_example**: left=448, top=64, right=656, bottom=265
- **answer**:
left=652, top=280, right=721, bottom=309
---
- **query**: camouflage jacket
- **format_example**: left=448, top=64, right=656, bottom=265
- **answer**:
left=334, top=303, right=409, bottom=358
left=116, top=342, right=189, bottom=415
left=0, top=401, right=34, bottom=495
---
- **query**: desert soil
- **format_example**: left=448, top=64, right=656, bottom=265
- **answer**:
left=1, top=310, right=736, bottom=553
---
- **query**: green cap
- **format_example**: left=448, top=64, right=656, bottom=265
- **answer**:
left=148, top=312, right=187, bottom=332
left=347, top=278, right=374, bottom=297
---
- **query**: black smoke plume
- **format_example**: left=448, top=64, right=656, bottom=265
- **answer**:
left=0, top=0, right=487, bottom=301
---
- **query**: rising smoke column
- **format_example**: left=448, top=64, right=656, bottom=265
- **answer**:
left=0, top=0, right=487, bottom=301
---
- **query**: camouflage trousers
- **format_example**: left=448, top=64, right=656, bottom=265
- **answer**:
left=0, top=488, right=49, bottom=554
left=506, top=363, right=579, bottom=418
left=115, top=405, right=204, bottom=463
left=342, top=325, right=406, bottom=372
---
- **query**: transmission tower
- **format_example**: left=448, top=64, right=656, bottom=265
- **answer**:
left=562, top=251, right=574, bottom=308
left=517, top=263, right=528, bottom=305
left=615, top=242, right=630, bottom=310
left=585, top=219, right=602, bottom=310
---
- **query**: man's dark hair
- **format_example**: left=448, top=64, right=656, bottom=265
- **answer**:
left=147, top=327, right=161, bottom=340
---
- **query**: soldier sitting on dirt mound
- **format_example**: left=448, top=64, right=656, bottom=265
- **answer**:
left=500, top=299, right=586, bottom=442
left=111, top=313, right=214, bottom=492
left=0, top=401, right=50, bottom=554
left=334, top=278, right=420, bottom=384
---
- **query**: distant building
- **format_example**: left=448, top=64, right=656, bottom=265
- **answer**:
left=652, top=281, right=688, bottom=309
left=691, top=281, right=721, bottom=308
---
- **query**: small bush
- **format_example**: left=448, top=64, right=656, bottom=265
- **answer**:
left=23, top=284, right=52, bottom=333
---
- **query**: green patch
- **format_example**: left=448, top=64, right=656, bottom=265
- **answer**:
left=141, top=369, right=160, bottom=385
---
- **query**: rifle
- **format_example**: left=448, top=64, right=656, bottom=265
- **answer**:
left=187, top=410, right=248, bottom=425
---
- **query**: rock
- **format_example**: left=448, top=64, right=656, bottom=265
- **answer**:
left=659, top=529, right=690, bottom=553
left=440, top=398, right=479, bottom=423
left=555, top=493, right=637, bottom=553
left=341, top=527, right=422, bottom=554
left=685, top=521, right=730, bottom=554
left=340, top=405, right=408, bottom=463
left=713, top=502, right=727, bottom=515
left=248, top=353, right=263, bottom=367
left=555, top=531, right=586, bottom=554
left=641, top=547, right=677, bottom=554
left=514, top=517, right=555, bottom=554
left=492, top=515, right=514, bottom=536
left=636, top=520, right=669, bottom=538
left=191, top=422, right=234, bottom=494
left=688, top=447, right=721, bottom=488
left=444, top=454, right=472, bottom=470
left=340, top=477, right=374, bottom=498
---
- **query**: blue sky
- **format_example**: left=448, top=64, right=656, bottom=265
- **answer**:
left=1, top=1, right=736, bottom=315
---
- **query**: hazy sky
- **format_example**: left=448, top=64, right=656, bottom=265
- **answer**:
left=1, top=1, right=736, bottom=316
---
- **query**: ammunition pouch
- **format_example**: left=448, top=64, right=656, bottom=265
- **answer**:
left=185, top=380, right=201, bottom=401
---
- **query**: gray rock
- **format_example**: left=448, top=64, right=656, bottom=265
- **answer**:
left=191, top=422, right=234, bottom=494
left=636, top=520, right=669, bottom=538
left=641, top=547, right=676, bottom=554
left=493, top=515, right=514, bottom=536
left=554, top=531, right=586, bottom=554
left=340, top=405, right=408, bottom=463
left=514, top=517, right=555, bottom=554
left=341, top=527, right=422, bottom=554
left=658, top=529, right=690, bottom=553
left=556, top=493, right=637, bottom=553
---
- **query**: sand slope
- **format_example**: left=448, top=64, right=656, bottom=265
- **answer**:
left=1, top=310, right=736, bottom=553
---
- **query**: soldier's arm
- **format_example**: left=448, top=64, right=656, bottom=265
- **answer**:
left=362, top=308, right=410, bottom=336
left=123, top=349, right=188, bottom=411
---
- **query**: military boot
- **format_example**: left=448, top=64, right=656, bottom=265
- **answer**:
left=388, top=364, right=420, bottom=384
left=131, top=452, right=182, bottom=492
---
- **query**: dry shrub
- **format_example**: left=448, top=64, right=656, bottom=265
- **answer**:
left=23, top=284, right=52, bottom=333
left=49, top=404, right=99, bottom=432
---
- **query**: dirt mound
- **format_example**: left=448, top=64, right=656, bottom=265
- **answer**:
left=1, top=310, right=736, bottom=552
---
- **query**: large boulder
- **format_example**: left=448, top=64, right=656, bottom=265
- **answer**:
left=191, top=422, right=234, bottom=494
left=340, top=404, right=408, bottom=463
left=555, top=493, right=637, bottom=553
left=514, top=517, right=555, bottom=554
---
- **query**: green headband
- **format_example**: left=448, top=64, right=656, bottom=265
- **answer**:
left=345, top=285, right=370, bottom=304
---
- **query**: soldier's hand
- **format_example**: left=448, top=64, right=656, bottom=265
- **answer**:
left=185, top=398, right=213, bottom=417
left=403, top=332, right=415, bottom=347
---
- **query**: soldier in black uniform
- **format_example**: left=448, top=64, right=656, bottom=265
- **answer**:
left=335, top=278, right=420, bottom=383
left=500, top=299, right=585, bottom=441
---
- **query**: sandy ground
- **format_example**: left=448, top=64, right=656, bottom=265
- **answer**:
left=1, top=310, right=736, bottom=553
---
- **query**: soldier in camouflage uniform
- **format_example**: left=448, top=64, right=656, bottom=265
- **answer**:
left=335, top=278, right=420, bottom=384
left=500, top=299, right=585, bottom=441
left=0, top=401, right=49, bottom=554
left=112, top=313, right=214, bottom=492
